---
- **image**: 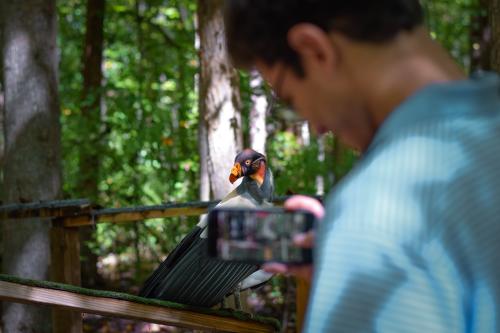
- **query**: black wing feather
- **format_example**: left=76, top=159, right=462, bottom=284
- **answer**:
left=139, top=226, right=203, bottom=297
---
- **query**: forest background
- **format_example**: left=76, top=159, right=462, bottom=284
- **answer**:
left=0, top=0, right=499, bottom=332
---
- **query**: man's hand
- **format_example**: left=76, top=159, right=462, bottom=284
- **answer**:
left=262, top=195, right=324, bottom=282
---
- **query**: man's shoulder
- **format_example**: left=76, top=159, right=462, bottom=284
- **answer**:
left=342, top=70, right=500, bottom=201
left=325, top=123, right=498, bottom=239
left=334, top=130, right=464, bottom=202
left=370, top=72, right=500, bottom=151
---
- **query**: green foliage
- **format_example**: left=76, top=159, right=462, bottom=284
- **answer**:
left=58, top=0, right=200, bottom=281
left=423, top=0, right=479, bottom=71
left=267, top=131, right=325, bottom=195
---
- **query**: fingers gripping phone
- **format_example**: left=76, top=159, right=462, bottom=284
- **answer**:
left=207, top=207, right=315, bottom=264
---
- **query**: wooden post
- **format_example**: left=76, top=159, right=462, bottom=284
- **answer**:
left=295, top=278, right=310, bottom=333
left=50, top=219, right=83, bottom=333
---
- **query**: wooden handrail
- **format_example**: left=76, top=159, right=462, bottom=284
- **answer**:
left=0, top=199, right=92, bottom=220
left=62, top=200, right=221, bottom=227
left=0, top=280, right=276, bottom=332
left=1, top=196, right=322, bottom=227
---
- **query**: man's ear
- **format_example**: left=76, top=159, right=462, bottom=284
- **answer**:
left=287, top=23, right=338, bottom=77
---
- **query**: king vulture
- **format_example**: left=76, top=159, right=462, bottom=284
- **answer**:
left=139, top=149, right=274, bottom=308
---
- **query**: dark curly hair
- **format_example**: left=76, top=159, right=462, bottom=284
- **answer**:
left=224, top=0, right=424, bottom=75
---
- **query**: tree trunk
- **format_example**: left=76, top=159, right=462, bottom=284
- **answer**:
left=79, top=0, right=105, bottom=288
left=491, top=0, right=500, bottom=71
left=249, top=71, right=267, bottom=154
left=0, top=78, right=4, bottom=184
left=0, top=43, right=3, bottom=277
left=0, top=6, right=4, bottom=189
left=198, top=118, right=211, bottom=201
left=194, top=15, right=210, bottom=202
left=316, top=135, right=325, bottom=196
left=471, top=0, right=500, bottom=72
left=198, top=0, right=243, bottom=199
left=1, top=0, right=61, bottom=332
left=470, top=0, right=491, bottom=72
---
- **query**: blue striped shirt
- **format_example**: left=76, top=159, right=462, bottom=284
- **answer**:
left=304, top=72, right=500, bottom=332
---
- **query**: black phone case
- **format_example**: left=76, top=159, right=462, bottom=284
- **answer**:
left=206, top=207, right=314, bottom=264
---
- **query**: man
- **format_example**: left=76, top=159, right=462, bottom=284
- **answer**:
left=224, top=1, right=500, bottom=332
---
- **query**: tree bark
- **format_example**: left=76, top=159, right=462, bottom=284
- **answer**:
left=316, top=135, right=326, bottom=196
left=80, top=0, right=105, bottom=198
left=0, top=77, right=4, bottom=184
left=0, top=38, right=3, bottom=278
left=0, top=6, right=4, bottom=190
left=198, top=0, right=243, bottom=199
left=1, top=0, right=62, bottom=332
left=471, top=0, right=500, bottom=72
left=198, top=118, right=211, bottom=201
left=194, top=15, right=210, bottom=202
left=79, top=0, right=105, bottom=288
left=470, top=0, right=491, bottom=72
left=491, top=0, right=500, bottom=71
left=249, top=71, right=267, bottom=154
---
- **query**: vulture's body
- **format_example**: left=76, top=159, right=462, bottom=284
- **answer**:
left=139, top=150, right=274, bottom=307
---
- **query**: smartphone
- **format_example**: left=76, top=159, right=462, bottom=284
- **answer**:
left=207, top=207, right=315, bottom=264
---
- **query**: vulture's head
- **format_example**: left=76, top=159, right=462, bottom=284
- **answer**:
left=229, top=149, right=267, bottom=185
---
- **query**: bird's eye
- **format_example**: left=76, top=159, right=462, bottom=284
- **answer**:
left=245, top=160, right=251, bottom=166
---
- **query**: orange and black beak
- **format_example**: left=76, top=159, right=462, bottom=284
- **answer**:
left=229, top=162, right=243, bottom=184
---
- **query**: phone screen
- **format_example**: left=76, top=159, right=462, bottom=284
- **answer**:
left=207, top=208, right=314, bottom=264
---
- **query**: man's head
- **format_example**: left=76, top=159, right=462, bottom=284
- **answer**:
left=224, top=1, right=432, bottom=150
left=225, top=0, right=424, bottom=74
